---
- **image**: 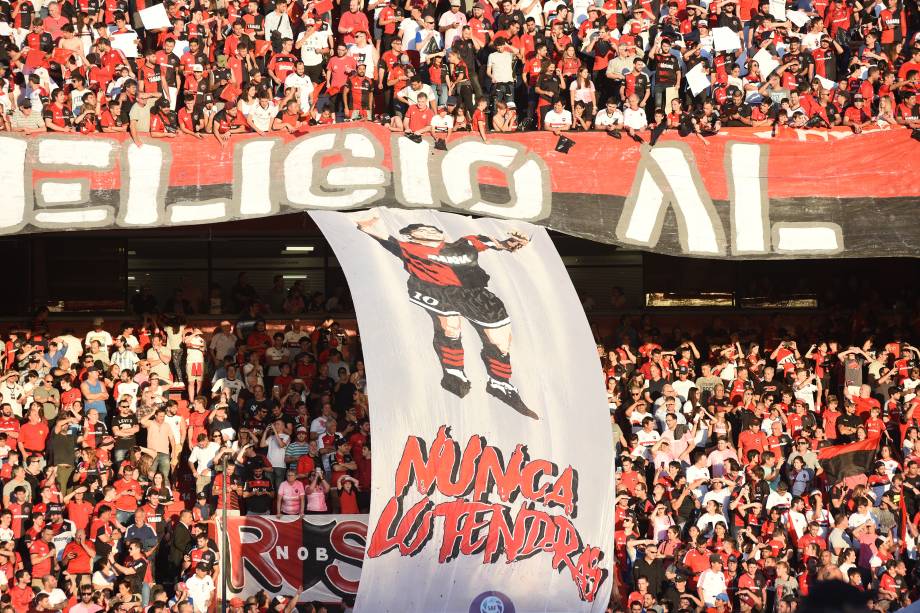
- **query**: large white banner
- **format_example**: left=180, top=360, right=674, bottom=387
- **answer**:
left=312, top=208, right=616, bottom=613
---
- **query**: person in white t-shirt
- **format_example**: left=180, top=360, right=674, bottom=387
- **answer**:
left=246, top=92, right=279, bottom=134
left=261, top=419, right=291, bottom=485
left=792, top=368, right=819, bottom=411
left=594, top=99, right=624, bottom=132
left=185, top=563, right=215, bottom=613
left=697, top=557, right=728, bottom=606
left=686, top=452, right=711, bottom=499
left=396, top=79, right=437, bottom=108
left=635, top=417, right=660, bottom=459
left=543, top=100, right=572, bottom=133
left=623, top=94, right=648, bottom=136
left=116, top=370, right=140, bottom=411
left=184, top=329, right=206, bottom=401
left=57, top=331, right=83, bottom=365
left=672, top=367, right=697, bottom=399
left=696, top=499, right=728, bottom=537
left=211, top=365, right=245, bottom=403
left=348, top=30, right=378, bottom=74
left=84, top=318, right=113, bottom=349
left=208, top=321, right=237, bottom=362
left=430, top=105, right=454, bottom=141
left=284, top=62, right=316, bottom=114
left=188, top=434, right=221, bottom=494
left=399, top=11, right=422, bottom=49
left=295, top=18, right=333, bottom=82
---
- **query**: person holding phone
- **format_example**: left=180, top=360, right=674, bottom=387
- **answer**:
left=305, top=469, right=330, bottom=514
left=276, top=469, right=305, bottom=517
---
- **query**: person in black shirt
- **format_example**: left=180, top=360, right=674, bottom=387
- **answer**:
left=718, top=2, right=742, bottom=32
left=310, top=365, right=334, bottom=400
left=494, top=0, right=524, bottom=31
left=207, top=404, right=232, bottom=437
left=721, top=89, right=748, bottom=126
left=112, top=401, right=139, bottom=465
left=50, top=411, right=79, bottom=492
left=332, top=367, right=356, bottom=414
left=110, top=538, right=148, bottom=596
left=835, top=400, right=862, bottom=443
left=632, top=541, right=666, bottom=597
left=650, top=37, right=681, bottom=111
left=902, top=460, right=920, bottom=518
left=786, top=38, right=814, bottom=79
left=691, top=99, right=721, bottom=137
left=661, top=573, right=693, bottom=611
left=243, top=466, right=274, bottom=515
left=755, top=365, right=782, bottom=398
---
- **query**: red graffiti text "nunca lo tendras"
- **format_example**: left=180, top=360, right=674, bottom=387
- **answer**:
left=366, top=425, right=609, bottom=602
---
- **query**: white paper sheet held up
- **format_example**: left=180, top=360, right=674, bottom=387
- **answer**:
left=769, top=0, right=785, bottom=20
left=686, top=62, right=711, bottom=96
left=138, top=4, right=171, bottom=30
left=172, top=39, right=190, bottom=58
left=111, top=32, right=139, bottom=58
left=752, top=48, right=779, bottom=78
left=785, top=9, right=810, bottom=27
left=712, top=27, right=742, bottom=52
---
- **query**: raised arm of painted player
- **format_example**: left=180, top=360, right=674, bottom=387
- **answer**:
left=488, top=231, right=530, bottom=251
left=355, top=214, right=390, bottom=241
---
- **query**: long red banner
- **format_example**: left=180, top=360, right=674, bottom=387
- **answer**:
left=220, top=514, right=367, bottom=605
left=4, top=124, right=917, bottom=258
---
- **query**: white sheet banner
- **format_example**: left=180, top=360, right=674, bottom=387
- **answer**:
left=311, top=208, right=616, bottom=613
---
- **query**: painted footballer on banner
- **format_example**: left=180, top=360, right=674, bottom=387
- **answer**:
left=356, top=213, right=537, bottom=419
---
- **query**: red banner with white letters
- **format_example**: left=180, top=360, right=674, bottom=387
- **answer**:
left=3, top=125, right=917, bottom=258
left=219, top=514, right=367, bottom=605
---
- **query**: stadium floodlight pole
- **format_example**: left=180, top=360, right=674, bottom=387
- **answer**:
left=221, top=453, right=229, bottom=613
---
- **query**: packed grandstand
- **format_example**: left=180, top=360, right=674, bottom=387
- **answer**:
left=0, top=0, right=917, bottom=138
left=1, top=0, right=919, bottom=610
left=0, top=281, right=918, bottom=612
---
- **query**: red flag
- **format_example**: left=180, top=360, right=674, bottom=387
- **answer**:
left=51, top=48, right=74, bottom=65
left=254, top=39, right=272, bottom=56
left=817, top=436, right=880, bottom=484
left=219, top=83, right=241, bottom=103
left=25, top=49, right=48, bottom=69
left=311, top=81, right=325, bottom=107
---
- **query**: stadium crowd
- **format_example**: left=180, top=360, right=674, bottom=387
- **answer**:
left=603, top=319, right=920, bottom=613
left=0, top=306, right=369, bottom=613
left=1, top=268, right=919, bottom=613
left=0, top=0, right=917, bottom=142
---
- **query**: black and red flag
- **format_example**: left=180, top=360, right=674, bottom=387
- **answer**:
left=818, top=436, right=880, bottom=485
